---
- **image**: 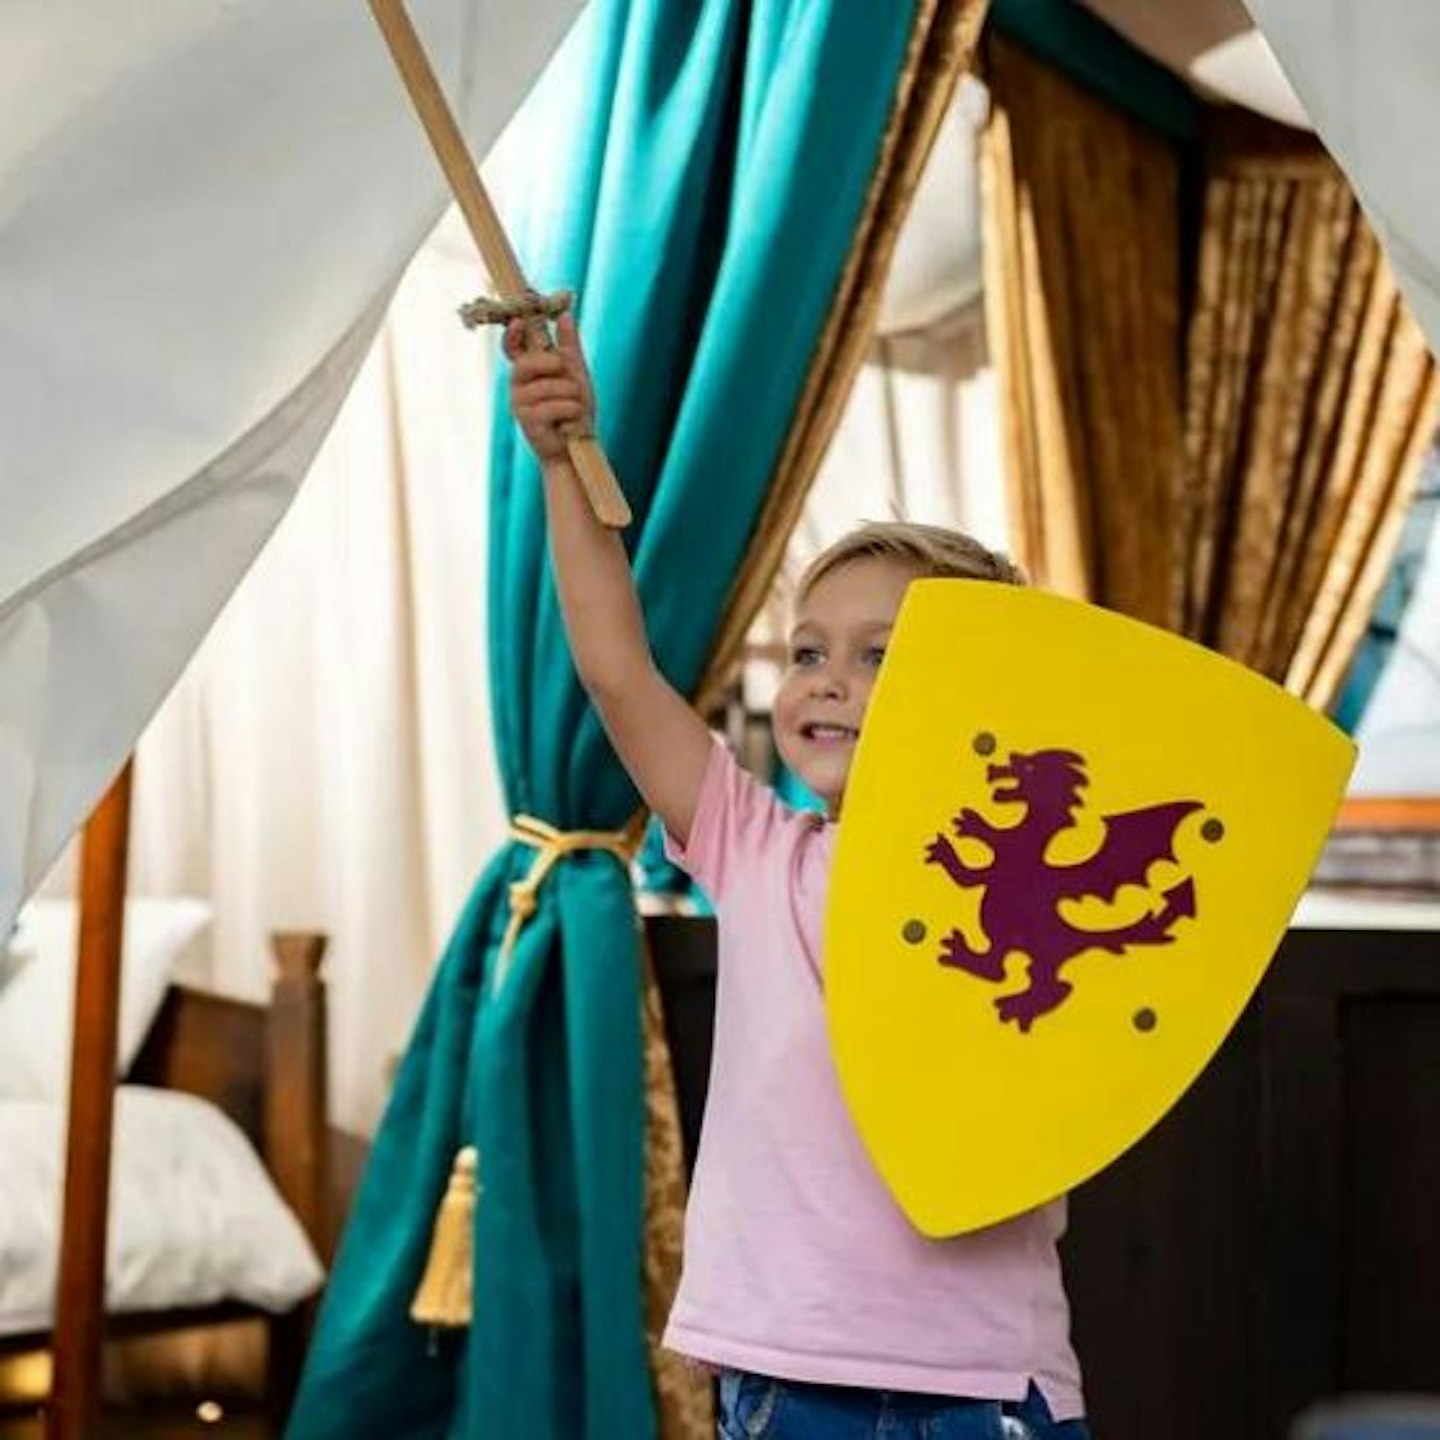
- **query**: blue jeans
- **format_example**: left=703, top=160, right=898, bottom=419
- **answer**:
left=717, top=1371, right=1092, bottom=1440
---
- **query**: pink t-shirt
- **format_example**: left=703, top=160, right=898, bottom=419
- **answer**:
left=662, top=742, right=1084, bottom=1418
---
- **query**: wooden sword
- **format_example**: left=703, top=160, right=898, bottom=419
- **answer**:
left=368, top=0, right=632, bottom=528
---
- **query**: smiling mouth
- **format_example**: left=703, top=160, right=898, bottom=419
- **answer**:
left=800, top=722, right=858, bottom=744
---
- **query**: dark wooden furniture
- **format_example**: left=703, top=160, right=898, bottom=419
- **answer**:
left=647, top=915, right=1440, bottom=1439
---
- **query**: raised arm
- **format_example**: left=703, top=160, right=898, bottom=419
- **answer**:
left=505, top=315, right=713, bottom=844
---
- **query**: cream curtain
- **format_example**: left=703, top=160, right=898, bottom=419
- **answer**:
left=127, top=215, right=509, bottom=1136
left=748, top=320, right=1005, bottom=656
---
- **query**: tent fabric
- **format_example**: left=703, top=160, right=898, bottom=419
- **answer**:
left=0, top=1, right=580, bottom=932
left=1243, top=0, right=1440, bottom=363
left=288, top=2, right=924, bottom=1436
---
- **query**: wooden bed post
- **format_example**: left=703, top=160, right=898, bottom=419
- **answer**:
left=264, top=932, right=329, bottom=1423
left=265, top=932, right=329, bottom=1250
left=47, top=760, right=133, bottom=1440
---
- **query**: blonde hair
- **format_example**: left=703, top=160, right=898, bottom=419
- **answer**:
left=797, top=520, right=1025, bottom=601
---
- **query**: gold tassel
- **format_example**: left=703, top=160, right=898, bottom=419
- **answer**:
left=410, top=1145, right=480, bottom=1328
left=406, top=816, right=639, bottom=1333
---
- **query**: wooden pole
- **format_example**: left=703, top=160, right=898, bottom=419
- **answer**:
left=368, top=0, right=632, bottom=529
left=265, top=932, right=330, bottom=1254
left=263, top=932, right=329, bottom=1420
left=47, top=761, right=133, bottom=1440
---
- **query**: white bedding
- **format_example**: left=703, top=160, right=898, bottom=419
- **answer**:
left=0, top=1085, right=323, bottom=1336
left=0, top=898, right=213, bottom=1100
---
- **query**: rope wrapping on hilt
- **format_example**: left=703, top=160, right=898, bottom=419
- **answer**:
left=458, top=288, right=573, bottom=331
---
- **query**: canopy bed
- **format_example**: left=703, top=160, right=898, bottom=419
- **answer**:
left=0, top=765, right=329, bottom=1436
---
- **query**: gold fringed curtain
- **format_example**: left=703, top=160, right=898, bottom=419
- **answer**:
left=640, top=945, right=711, bottom=1439
left=978, top=36, right=1183, bottom=626
left=642, top=4, right=991, bottom=1436
left=981, top=54, right=1439, bottom=704
left=1179, top=115, right=1440, bottom=708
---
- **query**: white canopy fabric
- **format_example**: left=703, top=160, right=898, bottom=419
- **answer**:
left=1244, top=0, right=1440, bottom=359
left=0, top=2, right=579, bottom=931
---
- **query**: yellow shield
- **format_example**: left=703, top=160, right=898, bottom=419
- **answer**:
left=826, top=581, right=1355, bottom=1237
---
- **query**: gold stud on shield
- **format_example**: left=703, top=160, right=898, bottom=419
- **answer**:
left=825, top=582, right=1355, bottom=1238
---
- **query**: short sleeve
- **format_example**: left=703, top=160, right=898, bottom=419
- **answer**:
left=663, top=739, right=791, bottom=903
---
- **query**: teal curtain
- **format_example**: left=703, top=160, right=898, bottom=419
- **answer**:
left=287, top=3, right=917, bottom=1435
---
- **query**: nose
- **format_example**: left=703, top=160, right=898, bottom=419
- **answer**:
left=808, top=666, right=846, bottom=700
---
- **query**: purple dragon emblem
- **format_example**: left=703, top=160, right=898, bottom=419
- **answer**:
left=925, top=742, right=1207, bottom=1032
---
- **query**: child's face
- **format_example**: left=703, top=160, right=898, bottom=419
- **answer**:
left=772, top=555, right=918, bottom=814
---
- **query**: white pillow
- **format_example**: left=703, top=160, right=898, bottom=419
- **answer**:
left=0, top=1086, right=325, bottom=1334
left=0, top=898, right=212, bottom=1099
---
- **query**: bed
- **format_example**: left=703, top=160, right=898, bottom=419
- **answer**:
left=0, top=766, right=329, bottom=1432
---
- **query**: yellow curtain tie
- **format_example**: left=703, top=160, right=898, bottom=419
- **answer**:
left=496, top=814, right=639, bottom=982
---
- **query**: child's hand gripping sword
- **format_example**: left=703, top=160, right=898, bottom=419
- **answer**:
left=368, top=0, right=632, bottom=529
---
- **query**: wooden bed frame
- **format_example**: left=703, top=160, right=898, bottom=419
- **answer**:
left=2, top=764, right=330, bottom=1435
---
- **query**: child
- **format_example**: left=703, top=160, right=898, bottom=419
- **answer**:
left=506, top=315, right=1090, bottom=1440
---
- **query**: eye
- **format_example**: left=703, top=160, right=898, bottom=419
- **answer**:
left=861, top=644, right=887, bottom=669
left=791, top=645, right=824, bottom=668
